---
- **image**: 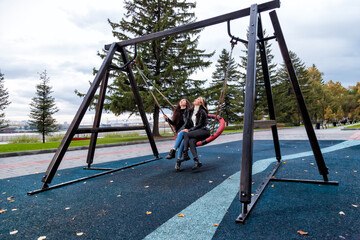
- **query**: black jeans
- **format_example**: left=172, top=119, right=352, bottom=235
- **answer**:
left=183, top=128, right=210, bottom=159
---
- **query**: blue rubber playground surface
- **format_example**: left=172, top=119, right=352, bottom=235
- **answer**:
left=1, top=139, right=360, bottom=239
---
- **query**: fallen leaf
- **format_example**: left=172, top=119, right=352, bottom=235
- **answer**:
left=66, top=173, right=70, bottom=175
left=339, top=211, right=345, bottom=215
left=35, top=172, right=39, bottom=174
left=346, top=156, right=350, bottom=158
left=10, top=230, right=18, bottom=235
left=2, top=192, right=6, bottom=194
left=38, top=236, right=47, bottom=240
left=352, top=204, right=358, bottom=208
left=218, top=157, right=221, bottom=159
left=209, top=181, right=213, bottom=183
left=65, top=207, right=71, bottom=210
left=83, top=182, right=87, bottom=184
left=144, top=186, right=149, bottom=188
left=354, top=170, right=358, bottom=173
left=252, top=182, right=255, bottom=185
left=71, top=217, right=76, bottom=221
left=0, top=209, right=7, bottom=214
left=117, top=195, right=121, bottom=197
left=310, top=163, right=314, bottom=165
left=271, top=185, right=274, bottom=188
left=10, top=200, right=15, bottom=203
left=283, top=162, right=286, bottom=164
left=297, top=230, right=308, bottom=235
left=7, top=196, right=14, bottom=200
left=178, top=214, right=184, bottom=217
left=110, top=180, right=114, bottom=183
left=222, top=174, right=226, bottom=177
left=304, top=170, right=308, bottom=172
left=251, top=194, right=255, bottom=196
left=146, top=211, right=152, bottom=215
left=228, top=177, right=231, bottom=179
left=214, top=224, right=219, bottom=227
left=76, top=232, right=84, bottom=236
left=57, top=174, right=61, bottom=176
left=11, top=209, right=18, bottom=211
left=335, top=172, right=338, bottom=174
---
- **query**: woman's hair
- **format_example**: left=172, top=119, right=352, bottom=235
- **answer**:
left=172, top=99, right=191, bottom=125
left=193, top=97, right=208, bottom=123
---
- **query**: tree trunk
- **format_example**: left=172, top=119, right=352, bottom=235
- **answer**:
left=42, top=132, right=45, bottom=143
left=153, top=104, right=160, bottom=136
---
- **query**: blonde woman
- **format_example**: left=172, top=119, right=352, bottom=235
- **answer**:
left=179, top=97, right=210, bottom=170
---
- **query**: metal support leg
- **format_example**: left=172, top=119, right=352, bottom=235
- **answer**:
left=257, top=14, right=281, bottom=161
left=239, top=3, right=258, bottom=216
left=269, top=11, right=329, bottom=180
left=118, top=46, right=159, bottom=158
left=86, top=70, right=110, bottom=169
left=40, top=43, right=118, bottom=188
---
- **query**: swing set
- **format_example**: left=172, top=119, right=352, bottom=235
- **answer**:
left=28, top=0, right=338, bottom=224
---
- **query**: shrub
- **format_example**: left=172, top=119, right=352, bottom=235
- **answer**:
left=8, top=135, right=41, bottom=144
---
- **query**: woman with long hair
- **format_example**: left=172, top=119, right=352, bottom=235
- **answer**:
left=179, top=97, right=210, bottom=170
left=164, top=99, right=193, bottom=170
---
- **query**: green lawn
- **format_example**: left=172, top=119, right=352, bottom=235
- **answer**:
left=344, top=123, right=360, bottom=129
left=0, top=136, right=149, bottom=153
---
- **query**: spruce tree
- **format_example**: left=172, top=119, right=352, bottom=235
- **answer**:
left=239, top=30, right=277, bottom=119
left=0, top=70, right=11, bottom=129
left=99, top=0, right=213, bottom=136
left=29, top=70, right=59, bottom=143
left=207, top=48, right=242, bottom=125
left=272, top=51, right=310, bottom=125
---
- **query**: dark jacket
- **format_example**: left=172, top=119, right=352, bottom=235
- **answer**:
left=189, top=107, right=209, bottom=132
left=167, top=108, right=193, bottom=132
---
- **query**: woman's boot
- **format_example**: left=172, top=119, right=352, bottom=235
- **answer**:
left=192, top=157, right=203, bottom=170
left=175, top=159, right=181, bottom=171
left=180, top=150, right=190, bottom=162
left=165, top=148, right=176, bottom=159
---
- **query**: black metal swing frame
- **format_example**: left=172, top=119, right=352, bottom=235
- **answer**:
left=28, top=0, right=338, bottom=225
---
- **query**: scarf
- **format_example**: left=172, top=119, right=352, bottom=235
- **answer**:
left=192, top=106, right=199, bottom=125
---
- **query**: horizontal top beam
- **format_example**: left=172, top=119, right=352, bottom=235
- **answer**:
left=105, top=0, right=280, bottom=50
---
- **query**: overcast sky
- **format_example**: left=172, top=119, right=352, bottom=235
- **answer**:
left=1, top=0, right=359, bottom=124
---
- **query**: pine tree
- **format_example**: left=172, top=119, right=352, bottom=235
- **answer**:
left=239, top=30, right=277, bottom=120
left=272, top=51, right=310, bottom=125
left=29, top=70, right=59, bottom=143
left=207, top=48, right=242, bottom=125
left=0, top=70, right=11, bottom=129
left=99, top=0, right=213, bottom=136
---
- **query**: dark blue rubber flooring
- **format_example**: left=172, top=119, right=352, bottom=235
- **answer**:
left=0, top=140, right=359, bottom=239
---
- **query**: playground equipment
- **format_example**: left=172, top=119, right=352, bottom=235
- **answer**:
left=28, top=0, right=338, bottom=225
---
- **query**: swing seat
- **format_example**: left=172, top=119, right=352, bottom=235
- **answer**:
left=196, top=114, right=226, bottom=146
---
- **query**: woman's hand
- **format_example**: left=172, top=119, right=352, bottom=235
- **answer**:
left=182, top=129, right=189, bottom=133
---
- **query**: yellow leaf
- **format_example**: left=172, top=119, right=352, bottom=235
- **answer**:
left=283, top=162, right=286, bottom=164
left=214, top=224, right=219, bottom=227
left=11, top=209, right=18, bottom=211
left=10, top=230, right=18, bottom=235
left=0, top=209, right=7, bottom=214
left=7, top=196, right=14, bottom=200
left=65, top=207, right=70, bottom=210
left=57, top=174, right=61, bottom=176
left=228, top=177, right=231, bottom=179
left=146, top=211, right=152, bottom=215
left=339, top=211, right=345, bottom=215
left=297, top=230, right=308, bottom=235
left=178, top=214, right=184, bottom=217
left=251, top=194, right=255, bottom=196
left=354, top=170, right=358, bottom=173
left=76, top=232, right=84, bottom=236
left=209, top=181, right=213, bottom=183
left=144, top=186, right=149, bottom=188
left=352, top=204, right=358, bottom=208
left=38, top=236, right=47, bottom=240
left=117, top=195, right=121, bottom=197
left=310, top=163, right=314, bottom=165
left=271, top=185, right=274, bottom=188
